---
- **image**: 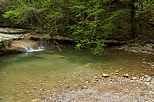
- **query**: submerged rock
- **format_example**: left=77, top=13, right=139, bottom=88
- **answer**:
left=0, top=96, right=4, bottom=100
left=83, top=63, right=93, bottom=68
left=32, top=99, right=38, bottom=102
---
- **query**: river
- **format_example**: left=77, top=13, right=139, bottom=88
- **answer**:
left=0, top=47, right=153, bottom=102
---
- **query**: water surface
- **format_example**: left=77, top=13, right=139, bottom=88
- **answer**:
left=0, top=47, right=153, bottom=101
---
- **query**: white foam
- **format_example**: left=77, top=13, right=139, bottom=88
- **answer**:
left=24, top=46, right=44, bottom=52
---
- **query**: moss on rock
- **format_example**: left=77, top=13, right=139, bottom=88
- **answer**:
left=30, top=36, right=39, bottom=41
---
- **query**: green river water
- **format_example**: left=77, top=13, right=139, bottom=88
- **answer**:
left=0, top=47, right=153, bottom=102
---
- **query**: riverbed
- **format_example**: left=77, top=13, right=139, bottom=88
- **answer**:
left=0, top=47, right=153, bottom=102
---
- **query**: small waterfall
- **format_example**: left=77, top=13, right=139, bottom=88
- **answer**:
left=23, top=38, right=52, bottom=52
left=24, top=45, right=44, bottom=53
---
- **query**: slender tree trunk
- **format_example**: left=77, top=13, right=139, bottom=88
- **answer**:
left=55, top=17, right=57, bottom=34
left=130, top=0, right=137, bottom=39
left=33, top=0, right=42, bottom=25
left=94, top=0, right=99, bottom=34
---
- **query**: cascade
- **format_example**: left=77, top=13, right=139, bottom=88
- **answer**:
left=24, top=45, right=44, bottom=52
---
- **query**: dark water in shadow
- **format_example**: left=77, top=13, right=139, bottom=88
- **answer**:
left=0, top=47, right=153, bottom=102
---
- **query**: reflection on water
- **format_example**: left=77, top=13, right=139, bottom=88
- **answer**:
left=0, top=47, right=153, bottom=102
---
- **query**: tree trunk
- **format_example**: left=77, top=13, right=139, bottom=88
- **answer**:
left=94, top=0, right=99, bottom=34
left=130, top=0, right=137, bottom=39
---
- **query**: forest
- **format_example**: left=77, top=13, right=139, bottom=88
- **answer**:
left=0, top=0, right=153, bottom=54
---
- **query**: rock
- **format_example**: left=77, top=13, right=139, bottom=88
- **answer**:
left=115, top=70, right=119, bottom=73
left=120, top=68, right=123, bottom=69
left=93, top=81, right=97, bottom=83
left=139, top=76, right=144, bottom=81
left=123, top=73, right=129, bottom=78
left=102, top=74, right=109, bottom=77
left=94, top=79, right=99, bottom=81
left=33, top=87, right=38, bottom=89
left=144, top=75, right=149, bottom=78
left=32, top=99, right=38, bottom=102
left=94, top=76, right=98, bottom=79
left=150, top=78, right=154, bottom=83
left=0, top=96, right=4, bottom=100
left=132, top=77, right=138, bottom=80
left=0, top=33, right=24, bottom=42
left=25, top=91, right=29, bottom=94
left=115, top=73, right=119, bottom=75
left=83, top=86, right=88, bottom=89
left=21, top=81, right=26, bottom=83
left=57, top=56, right=66, bottom=58
left=146, top=77, right=152, bottom=82
left=85, top=81, right=89, bottom=84
left=83, top=63, right=93, bottom=68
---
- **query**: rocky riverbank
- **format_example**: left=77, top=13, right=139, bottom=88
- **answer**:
left=0, top=27, right=75, bottom=54
left=116, top=43, right=154, bottom=55
left=38, top=73, right=153, bottom=102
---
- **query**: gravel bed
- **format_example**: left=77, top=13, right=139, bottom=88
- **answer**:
left=38, top=76, right=154, bottom=102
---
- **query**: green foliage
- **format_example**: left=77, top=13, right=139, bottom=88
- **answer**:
left=134, top=0, right=154, bottom=38
left=1, top=0, right=153, bottom=54
left=1, top=39, right=9, bottom=47
left=3, top=0, right=46, bottom=27
left=44, top=34, right=51, bottom=40
left=135, top=0, right=154, bottom=24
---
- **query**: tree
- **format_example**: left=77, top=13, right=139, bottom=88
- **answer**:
left=135, top=0, right=154, bottom=39
left=3, top=0, right=46, bottom=28
left=2, top=0, right=153, bottom=54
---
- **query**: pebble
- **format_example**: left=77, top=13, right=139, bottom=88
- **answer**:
left=33, top=87, right=38, bottom=89
left=85, top=81, right=89, bottom=84
left=0, top=96, right=4, bottom=100
left=93, top=81, right=97, bottom=83
left=139, top=77, right=144, bottom=81
left=83, top=86, right=88, bottom=89
left=123, top=73, right=129, bottom=78
left=115, top=73, right=119, bottom=75
left=21, top=81, right=26, bottom=83
left=102, top=74, right=109, bottom=77
left=94, top=79, right=99, bottom=81
left=146, top=77, right=152, bottom=82
left=144, top=75, right=149, bottom=78
left=132, top=77, right=138, bottom=80
left=25, top=91, right=29, bottom=94
left=94, top=76, right=98, bottom=78
left=115, top=70, right=119, bottom=73
left=32, top=99, right=38, bottom=102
